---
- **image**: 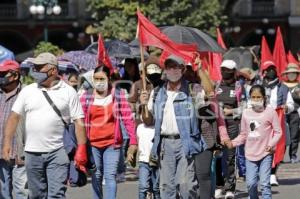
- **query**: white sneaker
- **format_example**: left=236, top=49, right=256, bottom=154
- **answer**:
left=270, top=174, right=279, bottom=186
left=215, top=189, right=224, bottom=199
left=225, top=191, right=235, bottom=199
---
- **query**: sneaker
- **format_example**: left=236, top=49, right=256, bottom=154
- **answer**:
left=270, top=174, right=279, bottom=186
left=215, top=189, right=224, bottom=199
left=291, top=157, right=299, bottom=164
left=237, top=176, right=245, bottom=182
left=225, top=191, right=235, bottom=199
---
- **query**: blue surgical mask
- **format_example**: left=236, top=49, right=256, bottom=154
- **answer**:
left=30, top=71, right=48, bottom=84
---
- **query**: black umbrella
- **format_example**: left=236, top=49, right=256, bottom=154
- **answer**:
left=161, top=25, right=225, bottom=53
left=85, top=40, right=149, bottom=59
left=223, top=46, right=260, bottom=70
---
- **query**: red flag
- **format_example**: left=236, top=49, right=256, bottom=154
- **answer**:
left=97, top=34, right=113, bottom=73
left=137, top=11, right=198, bottom=69
left=272, top=108, right=286, bottom=168
left=217, top=27, right=227, bottom=49
left=206, top=28, right=225, bottom=81
left=260, top=36, right=275, bottom=71
left=287, top=50, right=298, bottom=64
left=273, top=27, right=288, bottom=76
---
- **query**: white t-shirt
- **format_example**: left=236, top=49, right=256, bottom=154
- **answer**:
left=137, top=123, right=155, bottom=163
left=12, top=80, right=84, bottom=152
left=147, top=89, right=179, bottom=135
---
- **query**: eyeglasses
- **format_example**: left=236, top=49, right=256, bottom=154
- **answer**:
left=0, top=72, right=12, bottom=78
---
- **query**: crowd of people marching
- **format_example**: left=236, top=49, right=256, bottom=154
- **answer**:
left=0, top=47, right=299, bottom=199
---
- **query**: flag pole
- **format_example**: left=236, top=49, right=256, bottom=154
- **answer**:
left=137, top=8, right=149, bottom=117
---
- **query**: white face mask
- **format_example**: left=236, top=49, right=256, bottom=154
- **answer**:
left=287, top=73, right=298, bottom=82
left=94, top=81, right=108, bottom=92
left=165, top=69, right=182, bottom=82
left=250, top=100, right=264, bottom=112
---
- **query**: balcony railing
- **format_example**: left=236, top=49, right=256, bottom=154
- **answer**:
left=252, top=1, right=274, bottom=16
left=0, top=4, right=17, bottom=20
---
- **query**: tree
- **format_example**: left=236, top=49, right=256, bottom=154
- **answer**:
left=87, top=0, right=227, bottom=41
left=34, top=42, right=64, bottom=57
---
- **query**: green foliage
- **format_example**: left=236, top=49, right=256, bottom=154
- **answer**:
left=34, top=42, right=64, bottom=57
left=87, top=0, right=227, bottom=40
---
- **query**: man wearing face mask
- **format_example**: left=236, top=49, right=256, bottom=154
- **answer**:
left=215, top=60, right=247, bottom=199
left=261, top=62, right=294, bottom=186
left=2, top=53, right=88, bottom=199
left=0, top=60, right=28, bottom=199
left=128, top=57, right=164, bottom=126
left=282, top=63, right=300, bottom=163
left=140, top=55, right=206, bottom=199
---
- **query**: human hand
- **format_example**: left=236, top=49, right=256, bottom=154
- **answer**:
left=127, top=145, right=138, bottom=167
left=265, top=146, right=273, bottom=153
left=140, top=90, right=150, bottom=105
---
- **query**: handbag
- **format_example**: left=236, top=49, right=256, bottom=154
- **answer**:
left=42, top=91, right=87, bottom=187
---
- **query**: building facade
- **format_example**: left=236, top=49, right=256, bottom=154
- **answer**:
left=0, top=0, right=94, bottom=56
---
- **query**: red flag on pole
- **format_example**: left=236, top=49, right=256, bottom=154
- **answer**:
left=287, top=50, right=298, bottom=64
left=272, top=108, right=286, bottom=168
left=206, top=28, right=226, bottom=81
left=217, top=28, right=227, bottom=49
left=97, top=34, right=113, bottom=73
left=137, top=11, right=198, bottom=69
left=260, top=36, right=275, bottom=71
left=273, top=27, right=288, bottom=76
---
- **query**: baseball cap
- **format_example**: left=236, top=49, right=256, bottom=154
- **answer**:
left=221, top=60, right=237, bottom=69
left=146, top=64, right=162, bottom=75
left=165, top=55, right=185, bottom=66
left=31, top=52, right=58, bottom=66
left=0, top=60, right=20, bottom=72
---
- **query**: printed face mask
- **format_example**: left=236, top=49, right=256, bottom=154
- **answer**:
left=94, top=81, right=108, bottom=92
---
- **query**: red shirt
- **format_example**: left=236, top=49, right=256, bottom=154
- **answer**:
left=89, top=102, right=115, bottom=148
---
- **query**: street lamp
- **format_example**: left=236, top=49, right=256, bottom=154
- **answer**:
left=29, top=0, right=62, bottom=42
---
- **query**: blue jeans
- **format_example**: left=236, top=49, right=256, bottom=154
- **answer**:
left=236, top=145, right=246, bottom=177
left=13, top=165, right=28, bottom=199
left=246, top=155, right=273, bottom=199
left=138, top=162, right=160, bottom=199
left=159, top=138, right=198, bottom=199
left=25, top=147, right=70, bottom=199
left=117, top=139, right=129, bottom=174
left=0, top=159, right=13, bottom=199
left=91, top=146, right=120, bottom=199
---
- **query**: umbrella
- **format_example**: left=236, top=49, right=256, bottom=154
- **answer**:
left=85, top=40, right=149, bottom=59
left=161, top=25, right=225, bottom=53
left=21, top=58, right=80, bottom=73
left=58, top=51, right=97, bottom=71
left=0, top=45, right=14, bottom=63
left=223, top=46, right=260, bottom=70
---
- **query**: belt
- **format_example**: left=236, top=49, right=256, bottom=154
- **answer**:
left=160, top=134, right=180, bottom=139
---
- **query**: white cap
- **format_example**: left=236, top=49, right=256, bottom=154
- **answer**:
left=146, top=64, right=162, bottom=74
left=221, top=60, right=237, bottom=69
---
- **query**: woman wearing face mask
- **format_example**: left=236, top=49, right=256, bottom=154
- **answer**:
left=225, top=85, right=282, bottom=199
left=282, top=63, right=300, bottom=163
left=80, top=66, right=137, bottom=199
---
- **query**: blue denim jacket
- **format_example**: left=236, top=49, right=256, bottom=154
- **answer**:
left=150, top=80, right=207, bottom=161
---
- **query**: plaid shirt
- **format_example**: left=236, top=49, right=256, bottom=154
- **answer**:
left=0, top=84, right=21, bottom=159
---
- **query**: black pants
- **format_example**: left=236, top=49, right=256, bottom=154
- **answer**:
left=194, top=149, right=213, bottom=199
left=287, top=111, right=300, bottom=159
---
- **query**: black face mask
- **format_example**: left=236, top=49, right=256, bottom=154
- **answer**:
left=147, top=74, right=161, bottom=86
left=222, top=71, right=235, bottom=80
left=0, top=77, right=14, bottom=88
left=265, top=69, right=277, bottom=80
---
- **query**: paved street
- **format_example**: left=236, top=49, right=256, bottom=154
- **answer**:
left=67, top=147, right=300, bottom=199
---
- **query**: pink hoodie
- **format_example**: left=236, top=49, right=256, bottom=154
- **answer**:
left=232, top=106, right=282, bottom=161
left=80, top=88, right=137, bottom=147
